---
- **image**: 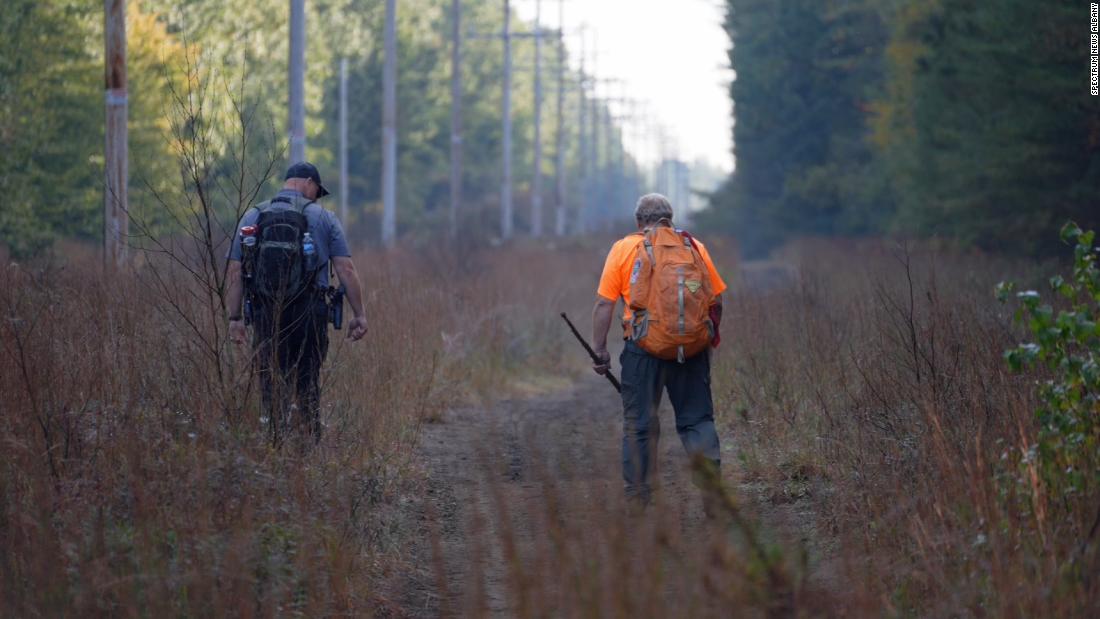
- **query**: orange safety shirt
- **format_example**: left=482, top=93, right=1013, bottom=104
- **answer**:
left=597, top=231, right=727, bottom=323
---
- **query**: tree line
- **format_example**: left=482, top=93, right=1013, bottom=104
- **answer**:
left=705, top=0, right=1100, bottom=256
left=1, top=0, right=634, bottom=258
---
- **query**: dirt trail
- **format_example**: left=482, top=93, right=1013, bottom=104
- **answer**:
left=395, top=369, right=827, bottom=617
left=394, top=264, right=826, bottom=617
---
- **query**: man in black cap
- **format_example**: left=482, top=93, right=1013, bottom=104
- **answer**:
left=226, top=162, right=368, bottom=445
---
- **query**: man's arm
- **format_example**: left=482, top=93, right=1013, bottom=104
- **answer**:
left=226, top=260, right=244, bottom=316
left=226, top=260, right=247, bottom=345
left=591, top=295, right=616, bottom=374
left=710, top=293, right=724, bottom=348
left=333, top=256, right=368, bottom=341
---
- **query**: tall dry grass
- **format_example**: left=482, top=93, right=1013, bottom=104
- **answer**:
left=444, top=238, right=1097, bottom=617
left=713, top=239, right=1096, bottom=615
left=0, top=238, right=600, bottom=616
left=5, top=236, right=1097, bottom=617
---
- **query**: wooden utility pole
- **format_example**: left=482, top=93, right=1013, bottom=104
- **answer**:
left=104, top=0, right=128, bottom=268
left=530, top=0, right=543, bottom=237
left=501, top=0, right=514, bottom=241
left=589, top=34, right=607, bottom=230
left=339, top=58, right=349, bottom=223
left=614, top=111, right=626, bottom=220
left=591, top=97, right=603, bottom=229
left=576, top=28, right=587, bottom=235
left=553, top=0, right=567, bottom=237
left=289, top=0, right=306, bottom=162
left=449, top=0, right=462, bottom=238
left=381, top=0, right=397, bottom=246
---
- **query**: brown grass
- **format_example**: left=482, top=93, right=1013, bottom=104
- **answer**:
left=0, top=239, right=599, bottom=616
left=422, top=237, right=1098, bottom=618
left=711, top=239, right=1096, bottom=616
left=3, top=236, right=1097, bottom=617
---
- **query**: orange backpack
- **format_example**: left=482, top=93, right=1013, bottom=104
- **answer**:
left=627, top=224, right=715, bottom=362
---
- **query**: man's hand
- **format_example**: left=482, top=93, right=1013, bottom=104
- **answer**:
left=591, top=296, right=616, bottom=376
left=229, top=319, right=247, bottom=346
left=347, top=316, right=368, bottom=341
left=592, top=348, right=611, bottom=375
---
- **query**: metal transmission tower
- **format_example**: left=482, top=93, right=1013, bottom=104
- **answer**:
left=449, top=0, right=462, bottom=239
left=339, top=58, right=349, bottom=224
left=381, top=0, right=397, bottom=246
left=104, top=0, right=128, bottom=268
left=289, top=0, right=306, bottom=162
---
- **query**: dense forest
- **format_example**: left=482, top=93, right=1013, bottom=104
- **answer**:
left=705, top=0, right=1100, bottom=256
left=1, top=0, right=640, bottom=257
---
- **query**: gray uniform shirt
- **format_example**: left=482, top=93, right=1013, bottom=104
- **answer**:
left=228, top=190, right=350, bottom=289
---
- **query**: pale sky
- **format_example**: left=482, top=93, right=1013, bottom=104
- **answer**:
left=514, top=0, right=734, bottom=172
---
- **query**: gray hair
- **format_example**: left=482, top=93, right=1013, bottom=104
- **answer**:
left=634, top=193, right=674, bottom=226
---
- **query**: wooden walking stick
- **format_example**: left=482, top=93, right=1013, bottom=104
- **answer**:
left=561, top=312, right=621, bottom=393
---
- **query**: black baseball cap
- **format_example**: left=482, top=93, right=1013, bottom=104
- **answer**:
left=285, top=161, right=331, bottom=198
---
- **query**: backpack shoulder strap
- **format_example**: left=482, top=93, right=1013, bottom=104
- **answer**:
left=253, top=199, right=283, bottom=217
left=642, top=230, right=656, bottom=264
left=258, top=196, right=314, bottom=217
left=679, top=229, right=702, bottom=254
left=625, top=231, right=652, bottom=264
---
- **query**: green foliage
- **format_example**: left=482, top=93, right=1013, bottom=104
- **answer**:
left=0, top=0, right=101, bottom=257
left=706, top=0, right=1100, bottom=257
left=999, top=222, right=1100, bottom=496
left=0, top=1, right=211, bottom=257
left=890, top=0, right=1100, bottom=253
left=2, top=0, right=610, bottom=255
left=700, top=0, right=889, bottom=256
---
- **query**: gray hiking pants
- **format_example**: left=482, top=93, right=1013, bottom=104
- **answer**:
left=619, top=340, right=721, bottom=502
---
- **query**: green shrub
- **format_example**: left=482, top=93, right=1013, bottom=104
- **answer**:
left=997, top=222, right=1100, bottom=497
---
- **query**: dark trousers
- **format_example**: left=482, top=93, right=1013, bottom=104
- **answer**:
left=619, top=340, right=721, bottom=502
left=252, top=294, right=329, bottom=444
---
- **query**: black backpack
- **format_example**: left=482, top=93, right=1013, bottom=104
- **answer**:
left=249, top=196, right=317, bottom=303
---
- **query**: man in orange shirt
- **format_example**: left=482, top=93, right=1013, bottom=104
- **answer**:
left=592, top=193, right=726, bottom=506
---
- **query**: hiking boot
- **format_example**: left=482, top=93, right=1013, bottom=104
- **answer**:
left=625, top=486, right=652, bottom=516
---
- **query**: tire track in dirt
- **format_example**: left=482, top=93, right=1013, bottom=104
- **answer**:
left=396, top=372, right=728, bottom=617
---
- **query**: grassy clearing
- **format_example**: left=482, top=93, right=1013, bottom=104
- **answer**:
left=0, top=239, right=599, bottom=616
left=3, top=236, right=1096, bottom=616
left=713, top=239, right=1095, bottom=615
left=444, top=237, right=1097, bottom=617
